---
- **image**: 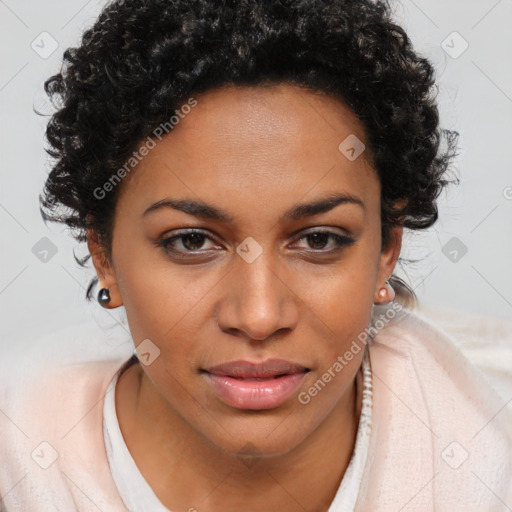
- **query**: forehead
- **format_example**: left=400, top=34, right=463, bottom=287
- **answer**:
left=117, top=83, right=379, bottom=222
left=168, top=83, right=372, bottom=165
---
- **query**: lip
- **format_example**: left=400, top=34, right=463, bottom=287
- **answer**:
left=204, top=359, right=309, bottom=378
left=202, top=359, right=310, bottom=410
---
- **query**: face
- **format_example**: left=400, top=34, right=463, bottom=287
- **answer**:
left=88, top=83, right=401, bottom=458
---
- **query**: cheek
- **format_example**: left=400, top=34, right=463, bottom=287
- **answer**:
left=298, top=247, right=379, bottom=331
left=113, top=253, right=223, bottom=392
left=113, top=239, right=204, bottom=337
left=294, top=269, right=374, bottom=417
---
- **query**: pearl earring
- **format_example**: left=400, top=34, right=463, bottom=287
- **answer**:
left=97, top=287, right=111, bottom=308
left=376, top=280, right=395, bottom=305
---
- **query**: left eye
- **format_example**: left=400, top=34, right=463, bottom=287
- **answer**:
left=294, top=231, right=355, bottom=251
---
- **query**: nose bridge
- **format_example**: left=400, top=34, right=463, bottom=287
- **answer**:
left=218, top=243, right=298, bottom=340
left=241, top=249, right=281, bottom=305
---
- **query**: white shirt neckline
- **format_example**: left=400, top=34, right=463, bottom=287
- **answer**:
left=102, top=350, right=373, bottom=512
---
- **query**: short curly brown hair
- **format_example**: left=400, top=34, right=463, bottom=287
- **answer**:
left=39, top=0, right=459, bottom=305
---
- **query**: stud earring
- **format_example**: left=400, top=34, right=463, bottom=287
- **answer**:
left=97, top=287, right=111, bottom=308
left=376, top=280, right=395, bottom=305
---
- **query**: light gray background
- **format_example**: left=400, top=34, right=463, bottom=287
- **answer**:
left=1, top=0, right=511, bottom=363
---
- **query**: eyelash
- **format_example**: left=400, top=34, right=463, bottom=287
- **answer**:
left=157, top=228, right=355, bottom=257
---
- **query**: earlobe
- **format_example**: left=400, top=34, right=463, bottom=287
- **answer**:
left=86, top=229, right=123, bottom=308
left=373, top=226, right=403, bottom=305
left=374, top=280, right=396, bottom=305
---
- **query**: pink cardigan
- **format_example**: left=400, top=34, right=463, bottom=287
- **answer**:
left=1, top=307, right=511, bottom=511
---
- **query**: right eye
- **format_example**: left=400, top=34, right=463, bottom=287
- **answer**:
left=158, top=229, right=219, bottom=255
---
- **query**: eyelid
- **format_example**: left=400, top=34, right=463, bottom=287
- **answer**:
left=291, top=226, right=352, bottom=238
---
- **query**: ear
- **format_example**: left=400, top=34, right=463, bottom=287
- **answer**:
left=373, top=226, right=403, bottom=304
left=86, top=229, right=123, bottom=308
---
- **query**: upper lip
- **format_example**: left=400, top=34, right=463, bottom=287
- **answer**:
left=203, top=359, right=310, bottom=379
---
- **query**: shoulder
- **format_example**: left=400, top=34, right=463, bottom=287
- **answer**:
left=0, top=352, right=131, bottom=510
left=370, top=303, right=512, bottom=449
left=0, top=353, right=127, bottom=432
left=375, top=303, right=512, bottom=398
left=415, top=304, right=512, bottom=400
left=360, top=305, right=512, bottom=507
left=371, top=304, right=511, bottom=410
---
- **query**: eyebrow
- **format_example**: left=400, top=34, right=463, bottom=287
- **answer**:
left=142, top=192, right=365, bottom=223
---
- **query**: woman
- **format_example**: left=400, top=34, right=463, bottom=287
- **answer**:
left=0, top=0, right=510, bottom=510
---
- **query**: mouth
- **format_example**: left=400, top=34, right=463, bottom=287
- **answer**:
left=201, top=359, right=311, bottom=410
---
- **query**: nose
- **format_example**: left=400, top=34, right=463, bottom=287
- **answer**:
left=215, top=250, right=299, bottom=342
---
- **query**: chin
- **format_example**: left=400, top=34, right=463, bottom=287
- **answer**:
left=197, top=412, right=315, bottom=461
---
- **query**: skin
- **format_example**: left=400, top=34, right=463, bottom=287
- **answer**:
left=87, top=83, right=402, bottom=512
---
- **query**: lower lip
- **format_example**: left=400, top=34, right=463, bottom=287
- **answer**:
left=203, top=372, right=308, bottom=410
